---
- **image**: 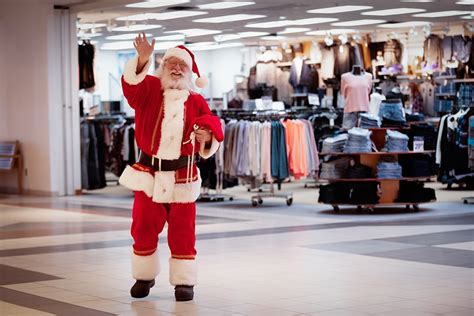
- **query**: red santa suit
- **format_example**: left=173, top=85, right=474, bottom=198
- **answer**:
left=119, top=48, right=222, bottom=286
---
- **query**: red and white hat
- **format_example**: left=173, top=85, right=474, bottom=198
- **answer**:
left=162, top=45, right=208, bottom=88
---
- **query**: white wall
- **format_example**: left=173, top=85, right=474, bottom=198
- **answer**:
left=95, top=49, right=122, bottom=101
left=0, top=0, right=58, bottom=195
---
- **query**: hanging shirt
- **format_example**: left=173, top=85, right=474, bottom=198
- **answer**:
left=320, top=46, right=335, bottom=80
left=341, top=72, right=373, bottom=113
left=369, top=92, right=386, bottom=117
left=420, top=82, right=436, bottom=117
left=452, top=35, right=472, bottom=64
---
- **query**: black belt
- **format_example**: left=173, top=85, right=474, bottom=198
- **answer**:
left=139, top=152, right=195, bottom=171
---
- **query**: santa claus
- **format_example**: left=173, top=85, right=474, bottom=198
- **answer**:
left=119, top=33, right=223, bottom=301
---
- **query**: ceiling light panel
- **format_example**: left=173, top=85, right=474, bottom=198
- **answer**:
left=307, top=5, right=373, bottom=14
left=306, top=29, right=357, bottom=35
left=214, top=34, right=241, bottom=41
left=126, top=0, right=189, bottom=8
left=292, top=17, right=339, bottom=25
left=155, top=34, right=186, bottom=41
left=77, top=23, right=106, bottom=30
left=106, top=33, right=152, bottom=40
left=78, top=33, right=103, bottom=38
left=198, top=2, right=255, bottom=9
left=164, top=28, right=222, bottom=37
left=362, top=8, right=426, bottom=16
left=460, top=15, right=474, bottom=19
left=261, top=35, right=287, bottom=41
left=154, top=41, right=185, bottom=51
left=117, top=11, right=207, bottom=21
left=112, top=24, right=162, bottom=32
left=455, top=1, right=474, bottom=4
left=238, top=31, right=270, bottom=37
left=245, top=20, right=292, bottom=28
left=378, top=21, right=431, bottom=28
left=100, top=41, right=135, bottom=50
left=413, top=11, right=471, bottom=17
left=193, top=14, right=265, bottom=23
left=332, top=19, right=386, bottom=26
left=188, top=42, right=244, bottom=51
left=278, top=27, right=311, bottom=34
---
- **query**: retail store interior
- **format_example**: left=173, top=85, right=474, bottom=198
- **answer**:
left=1, top=0, right=474, bottom=315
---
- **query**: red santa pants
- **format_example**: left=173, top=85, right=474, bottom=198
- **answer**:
left=132, top=191, right=197, bottom=259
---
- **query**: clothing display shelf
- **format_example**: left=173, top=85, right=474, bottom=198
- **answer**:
left=319, top=127, right=436, bottom=213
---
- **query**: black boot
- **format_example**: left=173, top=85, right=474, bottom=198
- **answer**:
left=130, top=279, right=155, bottom=298
left=174, top=285, right=194, bottom=301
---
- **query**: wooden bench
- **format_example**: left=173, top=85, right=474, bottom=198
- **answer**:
left=0, top=141, right=23, bottom=194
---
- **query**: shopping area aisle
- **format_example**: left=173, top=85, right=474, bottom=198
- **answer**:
left=1, top=186, right=473, bottom=316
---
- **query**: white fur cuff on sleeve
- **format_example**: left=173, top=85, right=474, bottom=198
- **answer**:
left=199, top=136, right=220, bottom=159
left=123, top=55, right=151, bottom=85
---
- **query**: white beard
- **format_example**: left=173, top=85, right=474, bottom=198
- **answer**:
left=156, top=64, right=194, bottom=91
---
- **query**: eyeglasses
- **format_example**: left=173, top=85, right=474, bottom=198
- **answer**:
left=165, top=59, right=188, bottom=70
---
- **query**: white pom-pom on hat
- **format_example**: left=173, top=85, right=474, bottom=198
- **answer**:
left=163, top=45, right=208, bottom=88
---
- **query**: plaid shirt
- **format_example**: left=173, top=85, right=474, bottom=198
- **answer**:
left=458, top=84, right=473, bottom=107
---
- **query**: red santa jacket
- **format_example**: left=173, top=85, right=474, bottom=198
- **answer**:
left=118, top=56, right=222, bottom=203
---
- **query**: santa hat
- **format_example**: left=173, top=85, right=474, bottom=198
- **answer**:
left=162, top=45, right=208, bottom=88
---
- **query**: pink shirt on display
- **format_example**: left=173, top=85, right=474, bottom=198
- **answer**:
left=341, top=72, right=372, bottom=113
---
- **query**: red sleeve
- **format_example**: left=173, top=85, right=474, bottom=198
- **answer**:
left=121, top=75, right=159, bottom=110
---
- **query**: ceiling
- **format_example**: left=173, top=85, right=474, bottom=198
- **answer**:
left=74, top=0, right=474, bottom=50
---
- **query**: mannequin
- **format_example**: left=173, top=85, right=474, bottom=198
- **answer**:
left=341, top=65, right=373, bottom=129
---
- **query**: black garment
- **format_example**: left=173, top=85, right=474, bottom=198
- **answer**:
left=198, top=156, right=218, bottom=190
left=396, top=181, right=436, bottom=203
left=406, top=123, right=437, bottom=150
left=346, top=163, right=372, bottom=179
left=399, top=154, right=436, bottom=178
left=334, top=44, right=351, bottom=78
left=79, top=41, right=95, bottom=89
left=308, top=67, right=320, bottom=93
left=369, top=42, right=385, bottom=61
left=289, top=58, right=314, bottom=88
left=319, top=182, right=379, bottom=204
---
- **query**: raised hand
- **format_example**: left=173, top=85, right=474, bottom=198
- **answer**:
left=133, top=32, right=155, bottom=73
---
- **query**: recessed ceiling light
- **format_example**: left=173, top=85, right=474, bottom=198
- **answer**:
left=306, top=29, right=357, bottom=36
left=193, top=14, right=266, bottom=23
left=332, top=19, right=386, bottom=26
left=413, top=11, right=471, bottom=18
left=106, top=33, right=152, bottom=40
left=154, top=41, right=185, bottom=51
left=126, top=0, right=189, bottom=8
left=456, top=0, right=474, bottom=4
left=278, top=27, right=311, bottom=34
left=378, top=21, right=431, bottom=28
left=164, top=28, right=222, bottom=37
left=362, top=8, right=426, bottom=16
left=77, top=23, right=107, bottom=30
left=261, top=35, right=287, bottom=41
left=112, top=24, right=162, bottom=32
left=117, top=11, right=207, bottom=21
left=188, top=42, right=244, bottom=51
left=198, top=2, right=255, bottom=9
left=308, top=5, right=373, bottom=14
left=292, top=17, right=339, bottom=25
left=100, top=41, right=135, bottom=50
left=460, top=15, right=474, bottom=19
left=245, top=20, right=292, bottom=28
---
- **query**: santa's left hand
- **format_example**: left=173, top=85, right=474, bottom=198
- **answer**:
left=195, top=128, right=212, bottom=144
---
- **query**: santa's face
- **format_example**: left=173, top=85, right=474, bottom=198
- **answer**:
left=161, top=57, right=192, bottom=90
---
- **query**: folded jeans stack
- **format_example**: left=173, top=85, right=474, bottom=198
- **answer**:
left=319, top=157, right=352, bottom=179
left=359, top=113, right=381, bottom=128
left=396, top=181, right=436, bottom=203
left=379, top=99, right=406, bottom=127
left=384, top=130, right=409, bottom=152
left=346, top=163, right=373, bottom=179
left=321, top=133, right=348, bottom=153
left=376, top=157, right=403, bottom=179
left=343, top=127, right=372, bottom=153
left=399, top=154, right=435, bottom=177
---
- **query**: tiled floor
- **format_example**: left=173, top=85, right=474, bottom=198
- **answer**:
left=0, top=181, right=473, bottom=315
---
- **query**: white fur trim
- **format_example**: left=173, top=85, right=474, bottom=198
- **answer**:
left=199, top=136, right=220, bottom=159
left=123, top=55, right=151, bottom=85
left=119, top=165, right=154, bottom=197
left=156, top=89, right=189, bottom=160
left=132, top=252, right=160, bottom=280
left=195, top=76, right=208, bottom=88
left=163, top=47, right=193, bottom=70
left=152, top=171, right=176, bottom=203
left=172, top=175, right=202, bottom=203
left=169, top=257, right=197, bottom=286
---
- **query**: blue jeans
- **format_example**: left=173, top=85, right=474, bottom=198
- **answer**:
left=379, top=101, right=405, bottom=122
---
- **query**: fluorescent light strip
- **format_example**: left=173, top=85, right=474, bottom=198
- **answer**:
left=456, top=1, right=474, bottom=4
left=239, top=31, right=269, bottom=37
left=277, top=28, right=311, bottom=34
left=193, top=14, right=265, bottom=23
left=308, top=5, right=373, bottom=14
left=378, top=21, right=431, bottom=28
left=460, top=15, right=473, bottom=19
left=362, top=8, right=426, bottom=16
left=100, top=41, right=134, bottom=50
left=261, top=35, right=286, bottom=41
left=117, top=11, right=207, bottom=21
left=198, top=2, right=255, bottom=9
left=126, top=0, right=189, bottom=8
left=164, top=28, right=222, bottom=37
left=306, top=29, right=357, bottom=36
left=106, top=33, right=152, bottom=40
left=292, top=17, right=339, bottom=25
left=214, top=34, right=241, bottom=42
left=156, top=34, right=186, bottom=41
left=245, top=20, right=292, bottom=28
left=188, top=42, right=244, bottom=51
left=154, top=41, right=185, bottom=51
left=77, top=23, right=106, bottom=30
left=112, top=24, right=162, bottom=32
left=413, top=10, right=471, bottom=18
left=332, top=19, right=386, bottom=26
left=78, top=33, right=103, bottom=38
